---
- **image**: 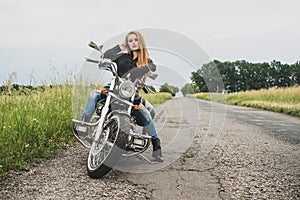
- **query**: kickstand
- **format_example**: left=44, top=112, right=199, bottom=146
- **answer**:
left=136, top=154, right=155, bottom=164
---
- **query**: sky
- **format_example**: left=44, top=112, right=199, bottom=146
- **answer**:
left=1, top=0, right=299, bottom=87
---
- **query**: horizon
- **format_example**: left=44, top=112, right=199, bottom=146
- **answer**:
left=1, top=58, right=299, bottom=88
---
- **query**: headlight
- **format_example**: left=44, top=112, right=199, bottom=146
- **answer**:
left=119, top=80, right=135, bottom=98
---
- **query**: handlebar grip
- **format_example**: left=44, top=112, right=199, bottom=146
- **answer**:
left=85, top=57, right=99, bottom=63
left=142, top=87, right=149, bottom=94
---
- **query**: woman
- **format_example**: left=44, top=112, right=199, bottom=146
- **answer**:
left=82, top=31, right=163, bottom=162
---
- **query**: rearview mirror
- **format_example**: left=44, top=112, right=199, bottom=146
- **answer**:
left=147, top=71, right=158, bottom=80
left=88, top=41, right=103, bottom=51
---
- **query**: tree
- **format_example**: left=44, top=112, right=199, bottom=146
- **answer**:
left=191, top=61, right=224, bottom=92
left=291, top=61, right=300, bottom=85
left=147, top=85, right=157, bottom=93
left=181, top=83, right=199, bottom=96
left=159, top=83, right=179, bottom=96
left=191, top=60, right=300, bottom=93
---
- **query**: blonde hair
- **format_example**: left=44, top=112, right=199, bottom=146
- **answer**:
left=125, top=31, right=150, bottom=67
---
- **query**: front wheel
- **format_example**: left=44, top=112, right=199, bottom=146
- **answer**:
left=87, top=114, right=129, bottom=178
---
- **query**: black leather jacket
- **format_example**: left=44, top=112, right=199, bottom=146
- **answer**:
left=104, top=45, right=156, bottom=79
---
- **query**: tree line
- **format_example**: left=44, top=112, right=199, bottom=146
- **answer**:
left=3, top=60, right=299, bottom=97
left=187, top=60, right=300, bottom=93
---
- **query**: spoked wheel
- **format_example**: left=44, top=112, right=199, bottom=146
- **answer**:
left=87, top=114, right=129, bottom=178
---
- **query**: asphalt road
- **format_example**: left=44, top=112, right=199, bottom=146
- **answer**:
left=120, top=98, right=300, bottom=199
left=223, top=101, right=300, bottom=145
left=1, top=97, right=299, bottom=199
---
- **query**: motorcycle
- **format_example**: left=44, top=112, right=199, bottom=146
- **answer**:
left=72, top=41, right=158, bottom=178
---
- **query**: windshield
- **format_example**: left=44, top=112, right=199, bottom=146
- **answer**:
left=121, top=66, right=158, bottom=82
left=122, top=67, right=147, bottom=82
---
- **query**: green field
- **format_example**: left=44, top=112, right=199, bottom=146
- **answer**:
left=0, top=85, right=172, bottom=180
left=142, top=92, right=172, bottom=105
left=189, top=86, right=300, bottom=117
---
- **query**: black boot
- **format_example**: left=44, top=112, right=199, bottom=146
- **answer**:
left=151, top=138, right=164, bottom=163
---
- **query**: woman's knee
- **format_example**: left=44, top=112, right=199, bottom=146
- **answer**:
left=88, top=90, right=102, bottom=102
left=90, top=90, right=100, bottom=97
left=143, top=99, right=155, bottom=118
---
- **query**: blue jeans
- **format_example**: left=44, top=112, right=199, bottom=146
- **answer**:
left=82, top=90, right=159, bottom=139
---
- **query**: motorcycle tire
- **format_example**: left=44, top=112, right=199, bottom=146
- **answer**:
left=87, top=113, right=129, bottom=178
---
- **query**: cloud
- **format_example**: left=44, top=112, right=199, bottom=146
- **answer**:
left=1, top=0, right=300, bottom=84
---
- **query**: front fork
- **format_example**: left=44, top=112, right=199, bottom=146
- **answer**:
left=93, top=78, right=116, bottom=142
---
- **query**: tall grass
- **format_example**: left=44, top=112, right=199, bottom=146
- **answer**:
left=190, top=86, right=300, bottom=117
left=0, top=85, right=74, bottom=179
left=226, top=86, right=300, bottom=116
left=142, top=92, right=172, bottom=105
left=226, top=86, right=300, bottom=104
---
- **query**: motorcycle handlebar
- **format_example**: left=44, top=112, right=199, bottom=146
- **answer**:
left=85, top=56, right=154, bottom=93
left=85, top=57, right=114, bottom=68
left=85, top=57, right=99, bottom=63
left=85, top=57, right=113, bottom=64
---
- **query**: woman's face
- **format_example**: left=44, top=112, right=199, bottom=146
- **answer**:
left=127, top=33, right=139, bottom=51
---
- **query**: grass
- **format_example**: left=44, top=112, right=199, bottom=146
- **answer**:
left=142, top=92, right=172, bottom=105
left=0, top=84, right=172, bottom=180
left=189, top=86, right=300, bottom=117
left=0, top=85, right=74, bottom=179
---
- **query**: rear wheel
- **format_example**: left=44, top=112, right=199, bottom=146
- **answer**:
left=87, top=114, right=129, bottom=178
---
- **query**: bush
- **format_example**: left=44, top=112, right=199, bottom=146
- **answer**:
left=159, top=83, right=179, bottom=96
